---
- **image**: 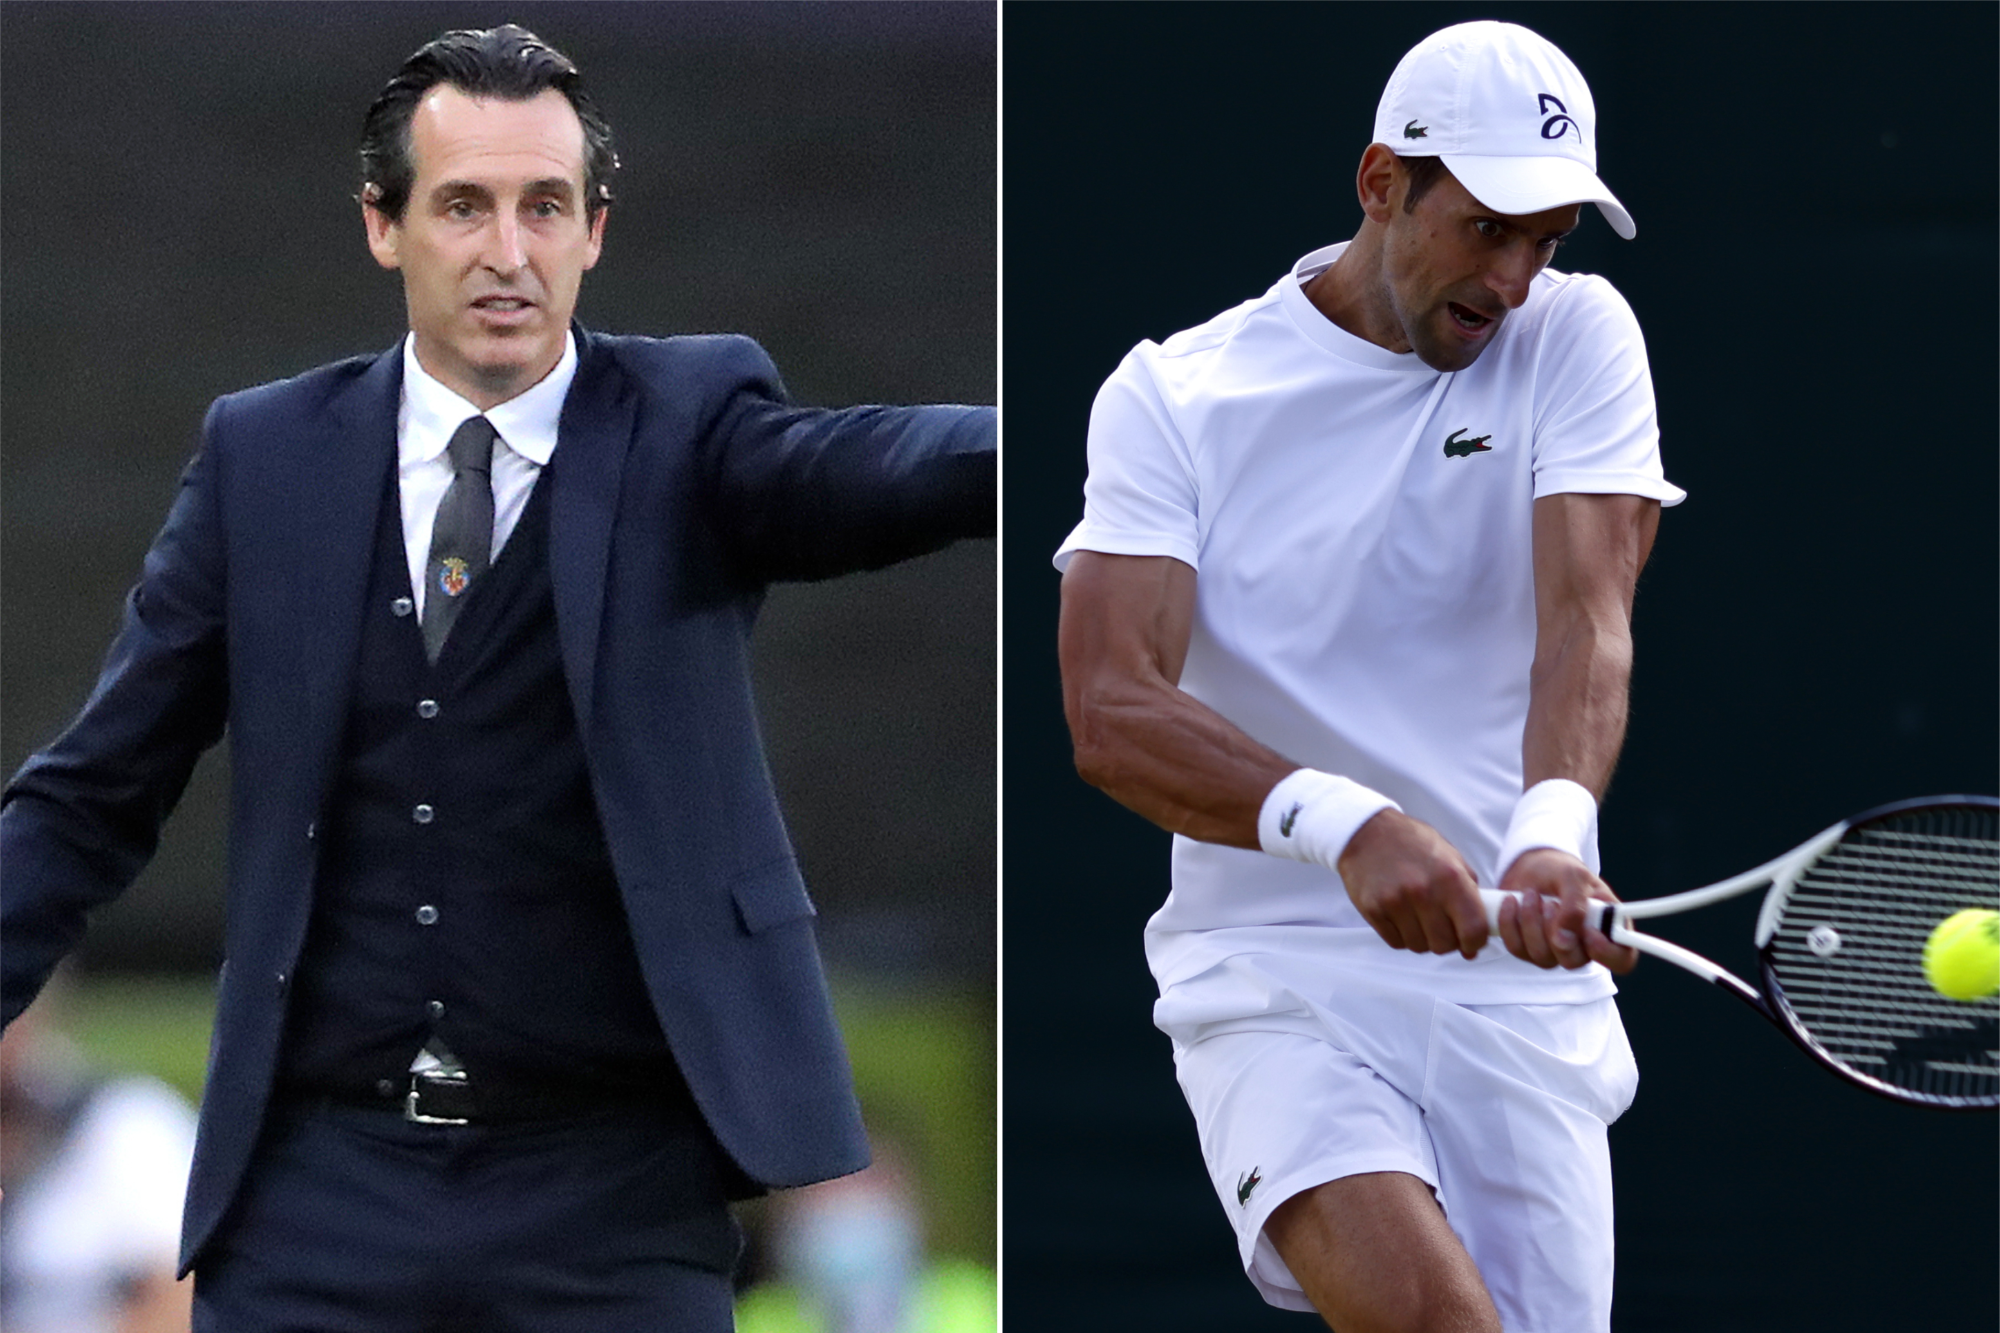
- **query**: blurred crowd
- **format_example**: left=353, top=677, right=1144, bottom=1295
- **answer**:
left=0, top=980, right=197, bottom=1333
left=737, top=1138, right=995, bottom=1333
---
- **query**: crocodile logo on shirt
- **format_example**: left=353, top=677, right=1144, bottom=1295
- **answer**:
left=1403, top=119, right=1428, bottom=140
left=1279, top=803, right=1303, bottom=838
left=1443, top=428, right=1494, bottom=458
left=1238, top=1167, right=1263, bottom=1205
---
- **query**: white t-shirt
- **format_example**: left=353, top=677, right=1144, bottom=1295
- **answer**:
left=1056, top=242, right=1685, bottom=1005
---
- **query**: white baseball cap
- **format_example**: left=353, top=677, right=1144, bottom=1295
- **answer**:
left=1372, top=21, right=1635, bottom=239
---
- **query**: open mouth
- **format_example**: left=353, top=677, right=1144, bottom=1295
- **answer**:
left=473, top=296, right=535, bottom=313
left=1448, top=301, right=1495, bottom=332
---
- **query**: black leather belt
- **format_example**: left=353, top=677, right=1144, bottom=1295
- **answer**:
left=285, top=1070, right=692, bottom=1127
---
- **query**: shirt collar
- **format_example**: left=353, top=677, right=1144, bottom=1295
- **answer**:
left=397, top=331, right=578, bottom=468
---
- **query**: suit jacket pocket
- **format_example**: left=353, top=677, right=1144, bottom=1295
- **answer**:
left=730, top=860, right=816, bottom=934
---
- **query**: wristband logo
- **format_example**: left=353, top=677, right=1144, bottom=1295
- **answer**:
left=1443, top=428, right=1494, bottom=458
left=1537, top=93, right=1579, bottom=143
left=1237, top=1166, right=1263, bottom=1205
left=1279, top=802, right=1303, bottom=838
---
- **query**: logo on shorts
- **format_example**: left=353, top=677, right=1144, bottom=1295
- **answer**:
left=1537, top=93, right=1579, bottom=143
left=1443, top=428, right=1494, bottom=458
left=1403, top=119, right=1428, bottom=140
left=1279, top=803, right=1302, bottom=838
left=1237, top=1167, right=1263, bottom=1205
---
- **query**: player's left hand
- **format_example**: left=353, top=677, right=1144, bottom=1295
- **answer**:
left=1494, top=849, right=1639, bottom=974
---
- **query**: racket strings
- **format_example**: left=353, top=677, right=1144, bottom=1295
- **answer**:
left=1764, top=806, right=1999, bottom=1106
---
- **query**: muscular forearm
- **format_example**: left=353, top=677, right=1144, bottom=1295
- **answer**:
left=1066, top=670, right=1295, bottom=848
left=1520, top=614, right=1633, bottom=800
left=1059, top=552, right=1292, bottom=848
left=1520, top=492, right=1656, bottom=802
left=1501, top=616, right=1642, bottom=973
left=1495, top=493, right=1657, bottom=973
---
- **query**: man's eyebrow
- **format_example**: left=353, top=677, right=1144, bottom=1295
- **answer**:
left=1476, top=213, right=1578, bottom=241
left=522, top=177, right=578, bottom=200
left=427, top=178, right=578, bottom=202
left=431, top=180, right=493, bottom=202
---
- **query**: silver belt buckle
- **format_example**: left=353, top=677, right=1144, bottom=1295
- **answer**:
left=404, top=1069, right=472, bottom=1125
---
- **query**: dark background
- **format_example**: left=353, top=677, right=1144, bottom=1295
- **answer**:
left=1003, top=3, right=1997, bottom=1329
left=1, top=1, right=995, bottom=982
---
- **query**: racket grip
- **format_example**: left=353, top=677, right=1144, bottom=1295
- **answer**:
left=1476, top=889, right=1619, bottom=940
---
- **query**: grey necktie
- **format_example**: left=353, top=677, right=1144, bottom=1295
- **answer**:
left=421, top=416, right=498, bottom=663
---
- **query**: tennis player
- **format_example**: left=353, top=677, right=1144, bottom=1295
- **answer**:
left=1056, top=22, right=1684, bottom=1332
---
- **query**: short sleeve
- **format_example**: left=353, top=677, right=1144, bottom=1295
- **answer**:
left=1053, top=346, right=1203, bottom=572
left=1531, top=278, right=1686, bottom=507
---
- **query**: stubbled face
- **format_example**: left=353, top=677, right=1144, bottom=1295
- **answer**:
left=1377, top=168, right=1579, bottom=372
left=364, top=86, right=604, bottom=408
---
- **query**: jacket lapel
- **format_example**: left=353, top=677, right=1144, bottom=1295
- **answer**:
left=292, top=345, right=403, bottom=788
left=548, top=327, right=637, bottom=731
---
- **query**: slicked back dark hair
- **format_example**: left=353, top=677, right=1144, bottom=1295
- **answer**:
left=1395, top=153, right=1452, bottom=213
left=360, top=24, right=617, bottom=224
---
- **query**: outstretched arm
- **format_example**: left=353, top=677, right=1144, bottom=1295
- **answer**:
left=699, top=338, right=994, bottom=582
left=1058, top=551, right=1491, bottom=958
left=1492, top=491, right=1659, bottom=972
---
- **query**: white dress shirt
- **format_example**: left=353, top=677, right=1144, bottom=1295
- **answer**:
left=396, top=332, right=578, bottom=618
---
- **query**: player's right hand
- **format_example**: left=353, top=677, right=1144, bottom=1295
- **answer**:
left=1335, top=808, right=1489, bottom=959
left=1494, top=849, right=1640, bottom=974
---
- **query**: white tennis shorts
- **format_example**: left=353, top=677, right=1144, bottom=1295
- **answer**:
left=1157, top=954, right=1639, bottom=1332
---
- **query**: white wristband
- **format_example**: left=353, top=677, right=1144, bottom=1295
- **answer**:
left=1494, top=778, right=1600, bottom=881
left=1257, top=768, right=1400, bottom=872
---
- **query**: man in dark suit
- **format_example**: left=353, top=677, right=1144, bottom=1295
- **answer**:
left=0, top=25, right=993, bottom=1331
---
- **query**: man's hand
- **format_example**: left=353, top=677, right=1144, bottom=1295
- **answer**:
left=1336, top=809, right=1489, bottom=959
left=1493, top=849, right=1638, bottom=973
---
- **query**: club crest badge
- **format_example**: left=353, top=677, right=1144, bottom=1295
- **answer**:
left=438, top=557, right=471, bottom=598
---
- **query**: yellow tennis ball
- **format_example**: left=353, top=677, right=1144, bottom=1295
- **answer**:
left=1922, top=909, right=2000, bottom=1001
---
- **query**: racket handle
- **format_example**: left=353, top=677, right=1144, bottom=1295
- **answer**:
left=1476, top=889, right=1619, bottom=940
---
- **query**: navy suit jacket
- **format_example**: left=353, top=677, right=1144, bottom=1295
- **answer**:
left=0, top=326, right=995, bottom=1271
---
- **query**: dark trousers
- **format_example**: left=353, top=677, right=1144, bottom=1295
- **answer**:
left=193, top=1102, right=742, bottom=1333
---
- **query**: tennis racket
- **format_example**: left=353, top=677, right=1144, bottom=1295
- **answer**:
left=1479, top=794, right=1999, bottom=1110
